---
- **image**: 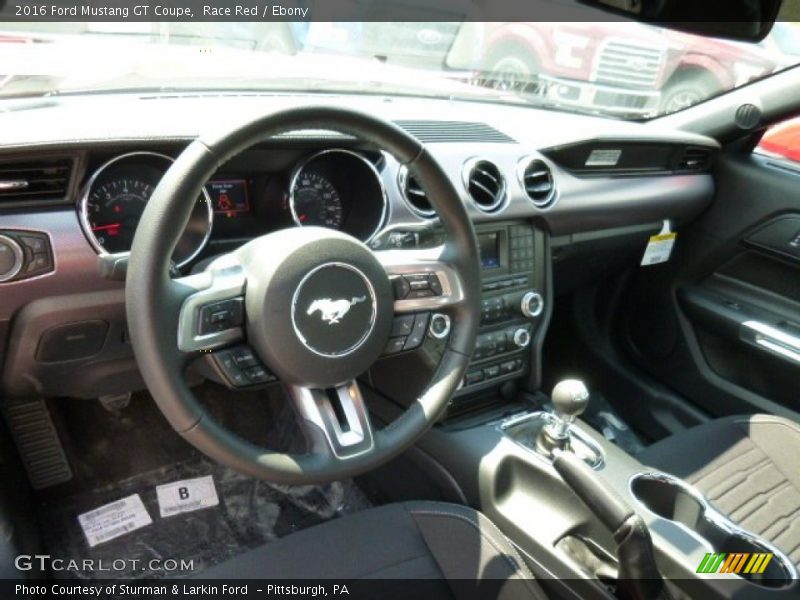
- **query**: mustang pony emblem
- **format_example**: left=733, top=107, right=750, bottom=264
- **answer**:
left=307, top=296, right=367, bottom=325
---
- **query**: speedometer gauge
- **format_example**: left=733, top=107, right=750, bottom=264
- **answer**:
left=290, top=172, right=344, bottom=229
left=287, top=149, right=388, bottom=242
left=79, top=152, right=213, bottom=267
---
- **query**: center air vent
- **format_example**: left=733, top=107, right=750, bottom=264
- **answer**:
left=398, top=166, right=435, bottom=218
left=0, top=158, right=73, bottom=207
left=518, top=158, right=556, bottom=208
left=463, top=159, right=506, bottom=212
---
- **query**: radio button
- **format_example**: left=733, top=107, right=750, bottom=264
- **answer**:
left=484, top=365, right=501, bottom=379
left=465, top=370, right=484, bottom=385
left=521, top=291, right=544, bottom=318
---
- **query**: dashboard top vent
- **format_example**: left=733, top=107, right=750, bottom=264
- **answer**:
left=0, top=158, right=74, bottom=206
left=676, top=146, right=715, bottom=172
left=518, top=158, right=556, bottom=208
left=398, top=166, right=435, bottom=218
left=463, top=158, right=506, bottom=212
left=395, top=120, right=515, bottom=144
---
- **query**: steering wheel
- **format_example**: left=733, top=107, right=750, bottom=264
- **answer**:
left=125, top=107, right=480, bottom=484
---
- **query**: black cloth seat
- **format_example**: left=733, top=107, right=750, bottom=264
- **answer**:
left=639, top=414, right=800, bottom=569
left=200, top=500, right=547, bottom=599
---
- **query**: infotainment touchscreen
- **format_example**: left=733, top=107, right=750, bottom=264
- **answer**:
left=478, top=232, right=500, bottom=269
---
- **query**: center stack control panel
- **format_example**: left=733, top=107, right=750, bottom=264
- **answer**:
left=455, top=221, right=547, bottom=396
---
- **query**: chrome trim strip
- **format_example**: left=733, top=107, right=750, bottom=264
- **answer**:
left=288, top=148, right=389, bottom=244
left=0, top=179, right=29, bottom=191
left=499, top=411, right=605, bottom=470
left=742, top=320, right=800, bottom=365
left=77, top=151, right=214, bottom=268
left=287, top=381, right=375, bottom=459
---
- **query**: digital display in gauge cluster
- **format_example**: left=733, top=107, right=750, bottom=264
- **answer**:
left=206, top=180, right=250, bottom=216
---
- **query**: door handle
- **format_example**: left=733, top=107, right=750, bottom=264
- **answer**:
left=741, top=320, right=800, bottom=365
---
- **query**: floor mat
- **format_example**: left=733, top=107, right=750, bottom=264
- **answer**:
left=38, top=458, right=373, bottom=579
left=36, top=383, right=374, bottom=579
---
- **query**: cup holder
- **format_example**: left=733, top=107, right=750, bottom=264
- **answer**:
left=630, top=472, right=795, bottom=588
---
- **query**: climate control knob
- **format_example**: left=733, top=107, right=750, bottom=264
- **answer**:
left=520, top=290, right=544, bottom=318
left=0, top=234, right=23, bottom=283
left=512, top=327, right=531, bottom=349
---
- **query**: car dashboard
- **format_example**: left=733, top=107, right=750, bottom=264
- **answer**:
left=0, top=92, right=717, bottom=415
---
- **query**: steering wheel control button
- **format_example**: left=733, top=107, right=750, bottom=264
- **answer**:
left=403, top=312, right=430, bottom=350
left=392, top=276, right=411, bottom=300
left=231, top=346, right=258, bottom=368
left=429, top=313, right=451, bottom=340
left=292, top=263, right=376, bottom=357
left=391, top=314, right=416, bottom=337
left=391, top=273, right=443, bottom=300
left=198, top=298, right=244, bottom=335
left=213, top=346, right=276, bottom=388
left=383, top=336, right=407, bottom=355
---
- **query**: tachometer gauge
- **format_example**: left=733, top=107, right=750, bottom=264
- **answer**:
left=86, top=176, right=155, bottom=254
left=290, top=172, right=344, bottom=229
left=79, top=152, right=213, bottom=267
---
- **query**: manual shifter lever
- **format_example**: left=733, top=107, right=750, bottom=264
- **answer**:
left=536, top=379, right=590, bottom=456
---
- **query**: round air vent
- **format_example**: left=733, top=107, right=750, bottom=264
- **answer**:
left=398, top=166, right=435, bottom=218
left=463, top=158, right=506, bottom=212
left=518, top=158, right=556, bottom=208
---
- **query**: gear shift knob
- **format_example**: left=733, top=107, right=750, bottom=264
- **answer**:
left=536, top=379, right=590, bottom=456
left=551, top=379, right=590, bottom=420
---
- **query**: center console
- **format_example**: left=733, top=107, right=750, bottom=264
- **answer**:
left=418, top=383, right=797, bottom=600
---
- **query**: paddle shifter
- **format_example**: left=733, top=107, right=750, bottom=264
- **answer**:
left=536, top=379, right=590, bottom=456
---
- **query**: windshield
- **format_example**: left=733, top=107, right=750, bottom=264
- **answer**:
left=1, top=20, right=799, bottom=119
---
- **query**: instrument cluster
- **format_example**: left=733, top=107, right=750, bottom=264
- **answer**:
left=78, top=148, right=389, bottom=267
